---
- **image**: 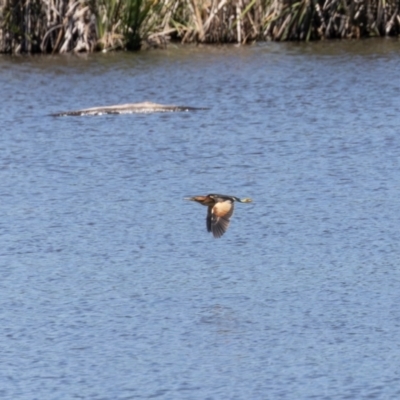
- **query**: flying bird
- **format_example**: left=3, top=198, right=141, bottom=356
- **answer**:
left=185, top=194, right=252, bottom=238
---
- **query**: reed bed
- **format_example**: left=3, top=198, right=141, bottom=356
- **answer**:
left=1, top=0, right=400, bottom=53
left=0, top=0, right=97, bottom=53
left=263, top=0, right=400, bottom=40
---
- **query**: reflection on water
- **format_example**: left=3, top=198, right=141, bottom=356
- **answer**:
left=1, top=39, right=400, bottom=399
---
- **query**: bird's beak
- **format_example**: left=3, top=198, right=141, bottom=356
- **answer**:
left=184, top=197, right=195, bottom=201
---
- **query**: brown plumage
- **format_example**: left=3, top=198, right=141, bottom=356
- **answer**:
left=185, top=194, right=252, bottom=238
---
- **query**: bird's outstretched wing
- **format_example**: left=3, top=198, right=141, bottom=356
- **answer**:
left=208, top=200, right=235, bottom=238
left=206, top=206, right=213, bottom=233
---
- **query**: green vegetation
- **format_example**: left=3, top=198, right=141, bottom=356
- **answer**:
left=0, top=0, right=399, bottom=53
left=95, top=0, right=164, bottom=51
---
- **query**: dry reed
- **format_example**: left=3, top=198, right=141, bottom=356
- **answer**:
left=1, top=0, right=400, bottom=53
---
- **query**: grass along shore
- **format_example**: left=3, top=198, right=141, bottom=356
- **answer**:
left=1, top=0, right=399, bottom=53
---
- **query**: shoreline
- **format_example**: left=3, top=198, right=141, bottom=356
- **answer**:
left=1, top=0, right=399, bottom=54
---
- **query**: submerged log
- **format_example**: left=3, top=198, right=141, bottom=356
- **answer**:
left=52, top=102, right=209, bottom=116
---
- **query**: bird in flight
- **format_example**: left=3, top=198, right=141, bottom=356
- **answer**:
left=185, top=194, right=252, bottom=238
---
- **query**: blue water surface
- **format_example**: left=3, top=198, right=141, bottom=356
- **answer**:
left=1, top=40, right=400, bottom=399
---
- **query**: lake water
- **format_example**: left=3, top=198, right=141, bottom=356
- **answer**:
left=1, top=39, right=400, bottom=399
